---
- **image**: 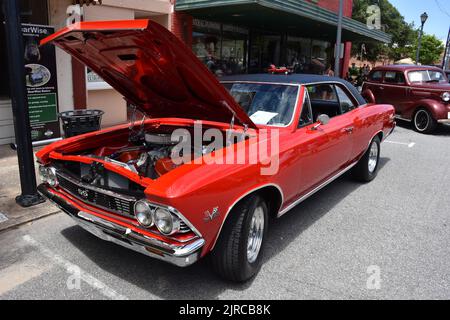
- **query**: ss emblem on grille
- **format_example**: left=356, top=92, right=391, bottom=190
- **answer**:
left=77, top=188, right=89, bottom=199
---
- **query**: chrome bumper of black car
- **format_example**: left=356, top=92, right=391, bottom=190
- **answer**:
left=38, top=184, right=205, bottom=267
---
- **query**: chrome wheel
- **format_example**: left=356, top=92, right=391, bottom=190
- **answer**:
left=414, top=110, right=429, bottom=132
left=247, top=206, right=265, bottom=264
left=368, top=141, right=379, bottom=173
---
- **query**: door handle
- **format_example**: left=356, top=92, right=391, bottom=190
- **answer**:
left=379, top=87, right=385, bottom=90
left=342, top=127, right=354, bottom=134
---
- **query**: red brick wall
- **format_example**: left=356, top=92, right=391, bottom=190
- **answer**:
left=171, top=11, right=193, bottom=47
left=312, top=0, right=353, bottom=17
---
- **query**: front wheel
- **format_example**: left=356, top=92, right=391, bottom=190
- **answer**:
left=210, top=195, right=268, bottom=282
left=353, top=136, right=381, bottom=182
left=413, top=108, right=437, bottom=134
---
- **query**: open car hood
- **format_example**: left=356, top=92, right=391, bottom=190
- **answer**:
left=41, top=20, right=256, bottom=129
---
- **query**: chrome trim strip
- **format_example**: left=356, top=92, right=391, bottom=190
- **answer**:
left=438, top=119, right=450, bottom=124
left=365, top=81, right=449, bottom=92
left=209, top=183, right=284, bottom=251
left=278, top=162, right=357, bottom=217
left=394, top=115, right=412, bottom=122
left=220, top=80, right=300, bottom=87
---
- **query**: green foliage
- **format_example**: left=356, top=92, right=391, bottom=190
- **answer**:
left=352, top=0, right=418, bottom=62
left=412, top=34, right=445, bottom=65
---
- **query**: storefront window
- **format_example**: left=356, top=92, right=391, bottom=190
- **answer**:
left=311, top=39, right=332, bottom=75
left=286, top=36, right=312, bottom=74
left=192, top=19, right=248, bottom=76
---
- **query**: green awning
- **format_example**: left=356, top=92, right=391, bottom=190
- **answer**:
left=176, top=0, right=391, bottom=43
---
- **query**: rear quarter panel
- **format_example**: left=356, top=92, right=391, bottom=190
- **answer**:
left=352, top=103, right=395, bottom=161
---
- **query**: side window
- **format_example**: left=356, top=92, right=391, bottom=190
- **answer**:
left=370, top=71, right=383, bottom=82
left=307, top=84, right=340, bottom=121
left=335, top=85, right=357, bottom=114
left=307, top=84, right=338, bottom=102
left=298, top=91, right=313, bottom=128
left=384, top=71, right=405, bottom=84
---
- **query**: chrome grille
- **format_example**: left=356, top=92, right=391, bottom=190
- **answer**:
left=56, top=172, right=136, bottom=217
left=179, top=221, right=191, bottom=233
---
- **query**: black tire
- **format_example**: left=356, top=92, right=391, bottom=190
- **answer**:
left=413, top=108, right=437, bottom=134
left=210, top=194, right=268, bottom=282
left=352, top=136, right=381, bottom=182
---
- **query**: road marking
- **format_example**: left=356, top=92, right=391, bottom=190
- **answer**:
left=0, top=262, right=51, bottom=295
left=385, top=140, right=415, bottom=148
left=23, top=235, right=128, bottom=300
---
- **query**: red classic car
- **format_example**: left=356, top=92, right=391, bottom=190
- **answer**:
left=36, top=20, right=395, bottom=282
left=363, top=65, right=450, bottom=133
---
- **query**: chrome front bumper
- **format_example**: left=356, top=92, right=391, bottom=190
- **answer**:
left=38, top=184, right=204, bottom=267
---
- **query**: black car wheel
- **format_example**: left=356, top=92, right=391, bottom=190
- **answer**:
left=413, top=108, right=437, bottom=134
left=210, top=194, right=268, bottom=282
left=353, top=136, right=381, bottom=182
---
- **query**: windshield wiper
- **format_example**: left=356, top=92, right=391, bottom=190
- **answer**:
left=426, top=79, right=440, bottom=83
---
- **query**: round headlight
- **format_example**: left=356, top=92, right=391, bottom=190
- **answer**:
left=46, top=167, right=58, bottom=187
left=154, top=208, right=180, bottom=235
left=38, top=166, right=49, bottom=183
left=134, top=200, right=154, bottom=228
left=442, top=92, right=450, bottom=102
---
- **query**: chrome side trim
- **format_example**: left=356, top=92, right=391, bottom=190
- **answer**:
left=277, top=162, right=357, bottom=217
left=438, top=119, right=450, bottom=124
left=394, top=115, right=412, bottom=122
left=209, top=183, right=284, bottom=251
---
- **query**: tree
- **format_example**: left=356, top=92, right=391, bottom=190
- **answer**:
left=412, top=34, right=445, bottom=65
left=351, top=0, right=418, bottom=63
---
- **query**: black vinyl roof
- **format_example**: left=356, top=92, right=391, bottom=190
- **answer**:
left=220, top=74, right=367, bottom=106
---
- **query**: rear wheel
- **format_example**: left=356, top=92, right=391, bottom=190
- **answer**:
left=353, top=136, right=381, bottom=182
left=413, top=108, right=437, bottom=134
left=210, top=195, right=268, bottom=282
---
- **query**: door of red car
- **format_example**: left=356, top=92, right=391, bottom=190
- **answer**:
left=302, top=84, right=354, bottom=185
left=382, top=71, right=408, bottom=115
left=366, top=70, right=384, bottom=103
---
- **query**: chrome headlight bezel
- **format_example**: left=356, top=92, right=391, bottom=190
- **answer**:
left=134, top=200, right=154, bottom=228
left=153, top=207, right=181, bottom=236
left=442, top=92, right=450, bottom=102
left=46, top=167, right=59, bottom=187
left=39, top=165, right=58, bottom=187
left=38, top=165, right=49, bottom=183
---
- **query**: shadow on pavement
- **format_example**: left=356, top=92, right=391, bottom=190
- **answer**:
left=61, top=158, right=390, bottom=300
left=395, top=119, right=450, bottom=136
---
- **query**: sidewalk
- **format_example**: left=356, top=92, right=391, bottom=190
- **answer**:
left=0, top=145, right=60, bottom=233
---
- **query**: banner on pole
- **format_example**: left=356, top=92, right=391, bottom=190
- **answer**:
left=22, top=23, right=61, bottom=143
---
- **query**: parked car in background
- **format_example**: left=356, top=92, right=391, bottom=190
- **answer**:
left=445, top=70, right=450, bottom=83
left=37, top=20, right=396, bottom=282
left=362, top=65, right=450, bottom=133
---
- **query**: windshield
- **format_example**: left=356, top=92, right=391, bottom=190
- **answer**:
left=407, top=70, right=447, bottom=83
left=223, top=82, right=298, bottom=126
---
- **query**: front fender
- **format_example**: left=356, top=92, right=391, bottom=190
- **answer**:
left=408, top=99, right=448, bottom=120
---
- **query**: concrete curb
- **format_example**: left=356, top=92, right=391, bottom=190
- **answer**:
left=0, top=210, right=61, bottom=233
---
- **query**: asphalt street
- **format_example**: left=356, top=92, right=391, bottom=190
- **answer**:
left=0, top=123, right=449, bottom=300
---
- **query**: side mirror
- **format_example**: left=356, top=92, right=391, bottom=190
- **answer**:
left=361, top=89, right=376, bottom=104
left=312, top=114, right=330, bottom=130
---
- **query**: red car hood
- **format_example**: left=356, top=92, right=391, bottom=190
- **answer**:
left=41, top=20, right=256, bottom=129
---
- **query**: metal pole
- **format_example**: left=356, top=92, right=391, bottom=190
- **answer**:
left=334, top=0, right=344, bottom=77
left=416, top=23, right=424, bottom=65
left=3, top=0, right=44, bottom=207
